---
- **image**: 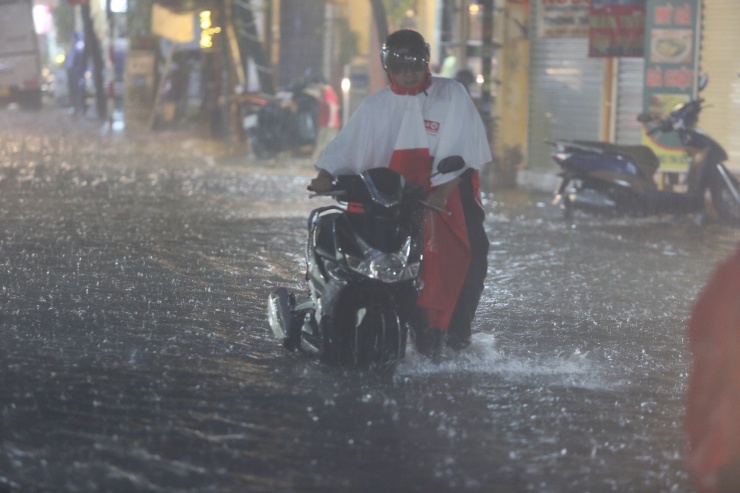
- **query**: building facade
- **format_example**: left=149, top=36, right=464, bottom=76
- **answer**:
left=520, top=0, right=740, bottom=190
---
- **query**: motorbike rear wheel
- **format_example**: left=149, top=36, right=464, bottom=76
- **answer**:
left=319, top=292, right=406, bottom=371
left=710, top=168, right=740, bottom=226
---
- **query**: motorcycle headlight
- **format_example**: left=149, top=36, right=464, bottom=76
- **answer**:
left=345, top=237, right=420, bottom=283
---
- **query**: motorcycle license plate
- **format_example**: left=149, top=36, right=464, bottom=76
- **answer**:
left=0, top=86, right=9, bottom=98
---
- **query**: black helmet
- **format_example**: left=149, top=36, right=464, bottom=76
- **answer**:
left=380, top=30, right=430, bottom=72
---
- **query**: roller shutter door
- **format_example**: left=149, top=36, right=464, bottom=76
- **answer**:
left=615, top=57, right=645, bottom=145
left=527, top=33, right=603, bottom=172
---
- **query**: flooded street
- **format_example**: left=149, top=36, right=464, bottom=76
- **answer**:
left=2, top=108, right=739, bottom=493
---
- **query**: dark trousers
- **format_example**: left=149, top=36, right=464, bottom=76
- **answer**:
left=446, top=171, right=489, bottom=341
left=405, top=172, right=489, bottom=353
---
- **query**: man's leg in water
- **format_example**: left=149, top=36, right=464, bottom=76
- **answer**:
left=446, top=174, right=489, bottom=349
left=396, top=282, right=443, bottom=362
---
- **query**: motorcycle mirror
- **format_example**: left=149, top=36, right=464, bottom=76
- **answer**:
left=437, top=155, right=466, bottom=174
left=636, top=113, right=653, bottom=123
left=698, top=73, right=708, bottom=92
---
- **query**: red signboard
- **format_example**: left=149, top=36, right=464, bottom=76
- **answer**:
left=589, top=0, right=646, bottom=57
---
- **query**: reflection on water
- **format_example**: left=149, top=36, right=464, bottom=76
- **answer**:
left=2, top=109, right=740, bottom=492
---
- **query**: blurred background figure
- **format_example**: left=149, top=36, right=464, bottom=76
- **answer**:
left=685, top=247, right=740, bottom=493
left=65, top=32, right=86, bottom=115
left=312, top=75, right=340, bottom=159
left=438, top=46, right=457, bottom=78
left=454, top=68, right=475, bottom=95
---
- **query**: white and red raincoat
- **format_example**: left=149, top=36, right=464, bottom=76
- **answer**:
left=315, top=76, right=491, bottom=330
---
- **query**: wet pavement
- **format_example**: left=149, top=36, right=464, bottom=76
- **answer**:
left=1, top=106, right=740, bottom=492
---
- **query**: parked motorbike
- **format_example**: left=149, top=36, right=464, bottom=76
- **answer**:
left=241, top=83, right=319, bottom=159
left=267, top=156, right=465, bottom=372
left=549, top=75, right=740, bottom=225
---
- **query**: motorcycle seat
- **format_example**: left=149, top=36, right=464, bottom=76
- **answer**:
left=572, top=141, right=660, bottom=178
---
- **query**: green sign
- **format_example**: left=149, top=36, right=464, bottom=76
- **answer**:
left=641, top=0, right=699, bottom=171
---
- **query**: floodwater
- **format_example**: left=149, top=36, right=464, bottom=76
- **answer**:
left=1, top=108, right=739, bottom=492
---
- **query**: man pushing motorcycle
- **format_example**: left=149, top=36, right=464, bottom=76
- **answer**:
left=308, top=29, right=492, bottom=359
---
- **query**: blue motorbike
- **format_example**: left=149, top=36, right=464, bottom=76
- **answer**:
left=549, top=75, right=740, bottom=225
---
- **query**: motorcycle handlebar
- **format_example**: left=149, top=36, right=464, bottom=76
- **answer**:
left=309, top=190, right=346, bottom=198
left=640, top=97, right=704, bottom=136
left=310, top=189, right=451, bottom=215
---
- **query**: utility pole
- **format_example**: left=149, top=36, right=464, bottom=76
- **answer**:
left=223, top=0, right=246, bottom=149
left=457, top=0, right=470, bottom=72
left=479, top=0, right=495, bottom=146
left=81, top=2, right=107, bottom=121
left=369, top=0, right=389, bottom=47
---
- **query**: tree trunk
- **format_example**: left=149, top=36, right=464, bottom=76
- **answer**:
left=369, top=0, right=389, bottom=46
left=81, top=4, right=107, bottom=121
left=233, top=0, right=275, bottom=93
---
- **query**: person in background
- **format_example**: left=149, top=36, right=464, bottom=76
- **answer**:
left=312, top=76, right=341, bottom=159
left=65, top=32, right=86, bottom=114
left=454, top=68, right=476, bottom=95
left=684, top=247, right=740, bottom=493
left=438, top=46, right=457, bottom=78
left=309, top=29, right=491, bottom=359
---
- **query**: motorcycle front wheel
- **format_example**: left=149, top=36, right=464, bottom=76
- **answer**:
left=319, top=291, right=406, bottom=371
left=710, top=167, right=740, bottom=226
left=267, top=287, right=301, bottom=350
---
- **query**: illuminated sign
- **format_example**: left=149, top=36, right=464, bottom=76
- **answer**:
left=199, top=10, right=221, bottom=49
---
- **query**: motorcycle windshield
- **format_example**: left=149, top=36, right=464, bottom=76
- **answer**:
left=361, top=168, right=405, bottom=208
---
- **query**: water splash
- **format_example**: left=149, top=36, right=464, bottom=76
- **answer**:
left=399, top=333, right=609, bottom=389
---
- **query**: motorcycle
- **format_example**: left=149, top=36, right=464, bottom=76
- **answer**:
left=241, top=83, right=319, bottom=159
left=549, top=75, right=740, bottom=225
left=267, top=156, right=465, bottom=372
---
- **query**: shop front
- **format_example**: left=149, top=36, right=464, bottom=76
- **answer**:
left=521, top=0, right=739, bottom=191
left=524, top=0, right=646, bottom=189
